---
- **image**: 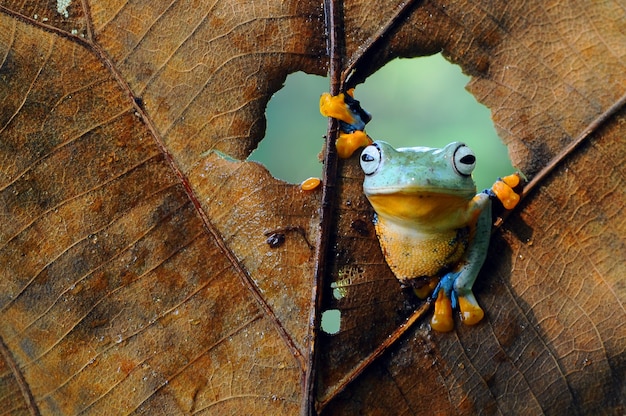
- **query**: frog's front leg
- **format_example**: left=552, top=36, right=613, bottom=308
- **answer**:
left=320, top=90, right=373, bottom=158
left=431, top=193, right=491, bottom=332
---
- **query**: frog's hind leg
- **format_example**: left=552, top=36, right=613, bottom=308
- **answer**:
left=428, top=196, right=491, bottom=332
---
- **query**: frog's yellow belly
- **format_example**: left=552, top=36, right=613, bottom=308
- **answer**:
left=374, top=217, right=469, bottom=281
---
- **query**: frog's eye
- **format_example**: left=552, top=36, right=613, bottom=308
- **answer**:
left=453, top=144, right=476, bottom=176
left=360, top=145, right=381, bottom=175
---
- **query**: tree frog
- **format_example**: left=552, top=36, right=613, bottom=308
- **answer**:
left=321, top=91, right=521, bottom=332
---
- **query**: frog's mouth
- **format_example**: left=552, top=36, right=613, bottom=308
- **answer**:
left=365, top=189, right=474, bottom=227
left=365, top=184, right=475, bottom=196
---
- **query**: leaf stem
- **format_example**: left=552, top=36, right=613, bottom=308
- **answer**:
left=496, top=90, right=626, bottom=227
left=302, top=0, right=344, bottom=415
left=523, top=91, right=626, bottom=198
left=0, top=335, right=41, bottom=415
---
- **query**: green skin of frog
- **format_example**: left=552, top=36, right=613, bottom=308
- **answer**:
left=360, top=141, right=490, bottom=332
left=320, top=91, right=519, bottom=332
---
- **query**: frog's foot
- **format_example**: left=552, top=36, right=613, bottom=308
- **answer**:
left=488, top=173, right=523, bottom=210
left=320, top=90, right=373, bottom=158
left=430, top=272, right=485, bottom=331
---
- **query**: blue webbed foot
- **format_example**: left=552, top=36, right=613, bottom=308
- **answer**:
left=430, top=271, right=484, bottom=332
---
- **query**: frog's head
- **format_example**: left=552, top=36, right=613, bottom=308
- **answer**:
left=359, top=141, right=478, bottom=224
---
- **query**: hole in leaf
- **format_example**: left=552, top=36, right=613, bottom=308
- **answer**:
left=249, top=72, right=328, bottom=183
left=253, top=54, right=514, bottom=190
left=321, top=309, right=341, bottom=335
left=354, top=54, right=515, bottom=190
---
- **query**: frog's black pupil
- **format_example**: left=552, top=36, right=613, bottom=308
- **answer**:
left=460, top=155, right=476, bottom=165
left=362, top=153, right=375, bottom=162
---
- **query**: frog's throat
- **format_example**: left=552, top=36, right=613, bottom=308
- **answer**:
left=374, top=216, right=469, bottom=280
left=365, top=191, right=474, bottom=229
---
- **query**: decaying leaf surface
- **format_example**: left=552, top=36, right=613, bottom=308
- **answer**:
left=0, top=1, right=323, bottom=414
left=0, top=1, right=624, bottom=416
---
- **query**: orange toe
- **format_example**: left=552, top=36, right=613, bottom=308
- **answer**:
left=501, top=173, right=521, bottom=188
left=492, top=180, right=520, bottom=210
left=319, top=93, right=355, bottom=124
left=335, top=131, right=372, bottom=158
left=431, top=290, right=454, bottom=332
left=458, top=296, right=484, bottom=326
left=413, top=277, right=438, bottom=299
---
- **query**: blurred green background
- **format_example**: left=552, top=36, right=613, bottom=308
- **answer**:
left=249, top=54, right=514, bottom=191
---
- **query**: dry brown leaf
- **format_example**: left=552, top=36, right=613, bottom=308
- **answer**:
left=0, top=1, right=624, bottom=415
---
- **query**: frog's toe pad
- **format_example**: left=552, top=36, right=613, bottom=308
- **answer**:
left=320, top=92, right=354, bottom=125
left=491, top=173, right=522, bottom=210
left=411, top=276, right=439, bottom=299
left=458, top=296, right=484, bottom=326
left=431, top=290, right=454, bottom=332
left=336, top=131, right=372, bottom=158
